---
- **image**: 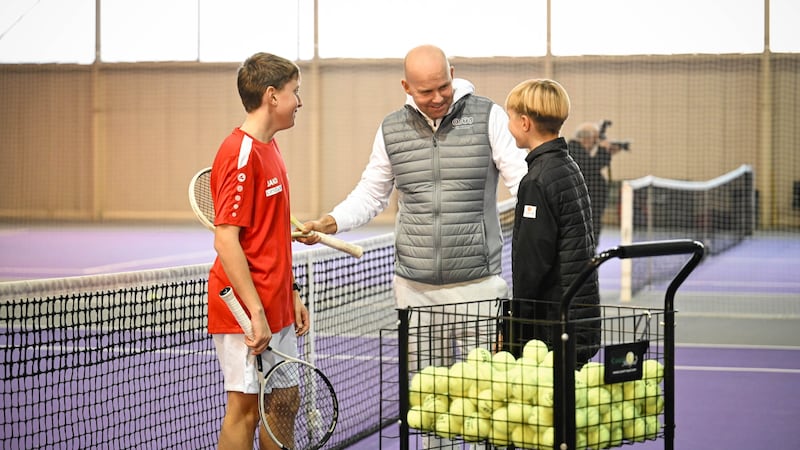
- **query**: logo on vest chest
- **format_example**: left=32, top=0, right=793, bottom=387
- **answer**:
left=523, top=204, right=537, bottom=219
left=451, top=116, right=474, bottom=129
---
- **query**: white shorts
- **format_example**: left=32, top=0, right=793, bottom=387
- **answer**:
left=213, top=325, right=298, bottom=394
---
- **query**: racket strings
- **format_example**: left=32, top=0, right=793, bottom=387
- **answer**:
left=262, top=361, right=337, bottom=450
left=193, top=172, right=215, bottom=221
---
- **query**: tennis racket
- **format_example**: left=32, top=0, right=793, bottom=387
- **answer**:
left=188, top=167, right=363, bottom=258
left=219, top=286, right=339, bottom=450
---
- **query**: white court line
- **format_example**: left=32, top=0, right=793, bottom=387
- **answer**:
left=676, top=365, right=800, bottom=374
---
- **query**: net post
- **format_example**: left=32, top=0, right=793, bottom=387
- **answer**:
left=620, top=180, right=633, bottom=302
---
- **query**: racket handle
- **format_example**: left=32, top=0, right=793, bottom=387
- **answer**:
left=219, top=287, right=254, bottom=339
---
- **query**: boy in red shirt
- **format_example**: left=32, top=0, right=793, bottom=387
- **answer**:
left=208, top=52, right=309, bottom=450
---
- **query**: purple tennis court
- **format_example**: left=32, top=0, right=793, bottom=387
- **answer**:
left=1, top=223, right=799, bottom=449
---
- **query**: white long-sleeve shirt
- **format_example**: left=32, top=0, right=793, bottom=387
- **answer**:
left=330, top=78, right=528, bottom=233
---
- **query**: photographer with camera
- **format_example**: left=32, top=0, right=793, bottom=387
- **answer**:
left=568, top=120, right=629, bottom=246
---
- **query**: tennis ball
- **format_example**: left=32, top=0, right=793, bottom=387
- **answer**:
left=506, top=401, right=534, bottom=428
left=577, top=361, right=605, bottom=387
left=602, top=404, right=624, bottom=429
left=511, top=424, right=539, bottom=449
left=522, top=339, right=549, bottom=364
left=623, top=416, right=647, bottom=442
left=509, top=368, right=538, bottom=403
left=574, top=377, right=588, bottom=408
left=537, top=384, right=554, bottom=407
left=535, top=367, right=554, bottom=390
left=586, top=424, right=611, bottom=449
left=538, top=426, right=555, bottom=448
left=643, top=359, right=665, bottom=384
left=420, top=393, right=449, bottom=416
left=449, top=397, right=477, bottom=420
left=540, top=350, right=555, bottom=367
left=489, top=427, right=511, bottom=447
left=620, top=400, right=640, bottom=429
left=606, top=381, right=625, bottom=405
left=609, top=423, right=624, bottom=447
left=528, top=405, right=554, bottom=428
left=407, top=405, right=434, bottom=431
left=474, top=361, right=495, bottom=392
left=448, top=361, right=477, bottom=397
left=467, top=347, right=492, bottom=365
left=477, top=389, right=502, bottom=418
left=492, top=350, right=517, bottom=372
left=644, top=414, right=661, bottom=439
left=434, top=412, right=461, bottom=439
left=491, top=406, right=512, bottom=436
left=431, top=366, right=450, bottom=395
left=462, top=412, right=491, bottom=442
left=586, top=386, right=613, bottom=415
left=409, top=369, right=436, bottom=407
left=490, top=369, right=513, bottom=402
left=642, top=380, right=665, bottom=415
left=516, top=355, right=539, bottom=372
left=622, top=379, right=647, bottom=408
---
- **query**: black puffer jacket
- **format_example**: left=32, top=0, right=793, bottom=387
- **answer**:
left=508, top=137, right=600, bottom=363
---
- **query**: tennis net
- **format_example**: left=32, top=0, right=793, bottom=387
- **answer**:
left=0, top=234, right=397, bottom=450
left=619, top=164, right=755, bottom=300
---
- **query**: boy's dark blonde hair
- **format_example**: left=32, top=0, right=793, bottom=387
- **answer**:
left=505, top=79, right=570, bottom=135
left=237, top=52, right=300, bottom=113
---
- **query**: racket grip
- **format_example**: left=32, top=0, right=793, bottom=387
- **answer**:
left=219, top=287, right=254, bottom=339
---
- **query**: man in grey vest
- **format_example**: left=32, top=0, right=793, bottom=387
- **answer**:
left=300, top=44, right=528, bottom=448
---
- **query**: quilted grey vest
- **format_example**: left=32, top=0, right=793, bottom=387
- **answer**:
left=383, top=94, right=503, bottom=284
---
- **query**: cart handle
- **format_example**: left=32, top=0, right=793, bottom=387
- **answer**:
left=560, top=239, right=705, bottom=320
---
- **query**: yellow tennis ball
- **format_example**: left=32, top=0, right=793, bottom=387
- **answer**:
left=448, top=361, right=477, bottom=397
left=620, top=400, right=640, bottom=429
left=539, top=426, right=555, bottom=448
left=578, top=361, right=605, bottom=386
left=511, top=424, right=539, bottom=449
left=477, top=389, right=502, bottom=418
left=609, top=422, right=624, bottom=447
left=407, top=405, right=434, bottom=431
left=623, top=416, right=647, bottom=442
left=490, top=407, right=512, bottom=442
left=642, top=380, right=665, bottom=415
left=522, top=339, right=549, bottom=364
left=643, top=359, right=664, bottom=384
left=490, top=369, right=513, bottom=402
left=467, top=347, right=492, bottom=365
left=474, top=362, right=495, bottom=392
left=434, top=412, right=461, bottom=439
left=586, top=386, right=613, bottom=415
left=420, top=393, right=449, bottom=416
left=509, top=368, right=538, bottom=403
left=492, top=350, right=517, bottom=372
left=528, top=405, right=554, bottom=428
left=489, top=426, right=511, bottom=447
left=431, top=366, right=450, bottom=395
left=537, top=384, right=554, bottom=408
left=449, top=397, right=477, bottom=420
left=540, top=350, right=554, bottom=367
left=516, top=355, right=539, bottom=372
left=586, top=424, right=611, bottom=449
left=622, top=379, right=647, bottom=408
left=409, top=368, right=436, bottom=406
left=644, top=414, right=661, bottom=439
left=462, top=412, right=491, bottom=442
left=506, top=401, right=534, bottom=428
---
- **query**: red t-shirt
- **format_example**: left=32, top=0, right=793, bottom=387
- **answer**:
left=207, top=128, right=294, bottom=334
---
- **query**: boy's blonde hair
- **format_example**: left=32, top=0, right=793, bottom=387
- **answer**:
left=505, top=79, right=570, bottom=135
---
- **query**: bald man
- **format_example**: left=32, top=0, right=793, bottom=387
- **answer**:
left=301, top=44, right=527, bottom=449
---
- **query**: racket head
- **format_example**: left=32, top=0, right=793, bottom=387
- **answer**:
left=258, top=357, right=339, bottom=450
left=188, top=167, right=215, bottom=231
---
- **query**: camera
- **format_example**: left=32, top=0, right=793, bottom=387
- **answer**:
left=598, top=119, right=631, bottom=151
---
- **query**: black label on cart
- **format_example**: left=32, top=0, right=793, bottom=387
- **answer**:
left=604, top=340, right=649, bottom=384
